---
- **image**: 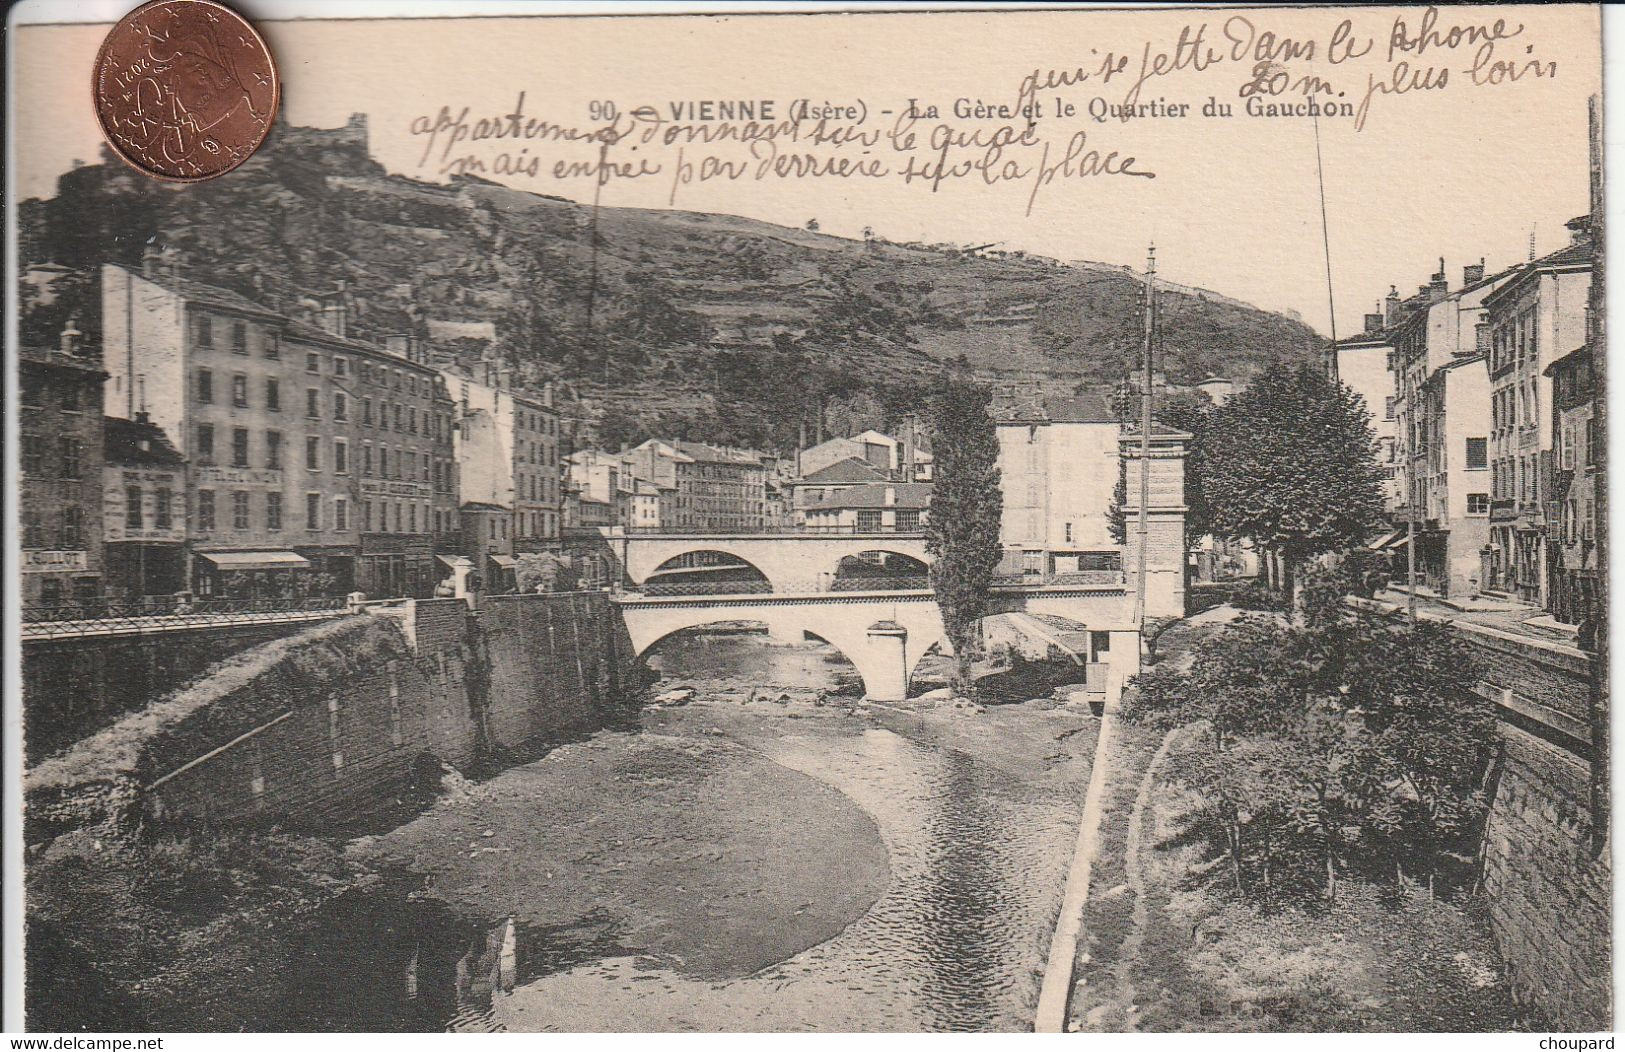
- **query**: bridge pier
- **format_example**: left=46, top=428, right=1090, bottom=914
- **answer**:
left=864, top=620, right=911, bottom=702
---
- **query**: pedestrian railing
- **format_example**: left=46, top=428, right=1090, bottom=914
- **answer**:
left=21, top=595, right=353, bottom=638
left=627, top=575, right=931, bottom=598
left=991, top=571, right=1127, bottom=588
left=621, top=525, right=927, bottom=538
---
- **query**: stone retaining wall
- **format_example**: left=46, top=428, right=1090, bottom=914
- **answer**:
left=25, top=593, right=638, bottom=835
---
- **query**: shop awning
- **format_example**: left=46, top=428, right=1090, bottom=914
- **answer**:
left=436, top=554, right=474, bottom=570
left=1382, top=533, right=1411, bottom=550
left=197, top=550, right=311, bottom=571
left=489, top=555, right=518, bottom=569
left=1368, top=530, right=1405, bottom=551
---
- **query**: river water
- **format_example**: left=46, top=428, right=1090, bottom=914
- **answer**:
left=306, top=631, right=1097, bottom=1032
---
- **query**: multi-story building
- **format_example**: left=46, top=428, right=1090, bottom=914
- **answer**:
left=440, top=356, right=561, bottom=558
left=102, top=260, right=454, bottom=599
left=102, top=414, right=187, bottom=598
left=1482, top=224, right=1593, bottom=605
left=786, top=457, right=891, bottom=524
left=1328, top=315, right=1402, bottom=513
left=19, top=326, right=108, bottom=606
left=1388, top=259, right=1506, bottom=597
left=346, top=328, right=459, bottom=599
left=991, top=390, right=1187, bottom=617
left=1544, top=343, right=1598, bottom=624
left=801, top=483, right=931, bottom=533
left=623, top=439, right=770, bottom=531
left=622, top=478, right=664, bottom=529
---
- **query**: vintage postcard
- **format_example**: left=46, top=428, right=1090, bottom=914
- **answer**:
left=4, top=0, right=1611, bottom=1036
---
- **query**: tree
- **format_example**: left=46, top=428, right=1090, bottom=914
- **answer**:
left=925, top=376, right=1003, bottom=694
left=1122, top=581, right=1492, bottom=902
left=516, top=552, right=579, bottom=594
left=1201, top=365, right=1384, bottom=601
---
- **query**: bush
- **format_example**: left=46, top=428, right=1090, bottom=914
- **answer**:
left=1232, top=579, right=1285, bottom=612
left=1122, top=610, right=1493, bottom=903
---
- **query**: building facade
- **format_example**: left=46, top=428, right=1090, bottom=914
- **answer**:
left=991, top=390, right=1188, bottom=618
left=440, top=358, right=561, bottom=558
left=20, top=331, right=108, bottom=607
left=102, top=262, right=459, bottom=599
left=801, top=483, right=931, bottom=533
left=1389, top=260, right=1505, bottom=597
left=1329, top=320, right=1403, bottom=514
left=624, top=439, right=770, bottom=531
left=101, top=414, right=187, bottom=599
left=1544, top=345, right=1598, bottom=625
left=1483, top=228, right=1593, bottom=605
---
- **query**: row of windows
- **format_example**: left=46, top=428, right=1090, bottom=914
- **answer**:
left=20, top=435, right=87, bottom=478
left=1488, top=307, right=1539, bottom=376
left=1490, top=380, right=1539, bottom=436
left=1559, top=418, right=1599, bottom=472
left=514, top=407, right=558, bottom=437
left=1491, top=455, right=1542, bottom=504
left=193, top=314, right=455, bottom=405
left=196, top=490, right=340, bottom=533
left=194, top=316, right=271, bottom=358
left=194, top=371, right=450, bottom=442
left=123, top=487, right=175, bottom=530
left=19, top=375, right=90, bottom=411
left=20, top=505, right=89, bottom=548
left=518, top=474, right=557, bottom=503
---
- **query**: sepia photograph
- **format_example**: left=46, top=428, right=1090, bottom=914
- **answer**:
left=3, top=0, right=1613, bottom=1036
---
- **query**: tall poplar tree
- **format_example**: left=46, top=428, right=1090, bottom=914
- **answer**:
left=1201, top=364, right=1384, bottom=599
left=925, top=376, right=1004, bottom=694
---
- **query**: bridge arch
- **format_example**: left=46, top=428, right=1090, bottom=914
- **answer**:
left=619, top=534, right=931, bottom=595
left=641, top=550, right=773, bottom=596
left=830, top=550, right=930, bottom=591
left=619, top=595, right=948, bottom=701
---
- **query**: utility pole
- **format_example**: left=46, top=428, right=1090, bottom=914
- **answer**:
left=1132, top=244, right=1156, bottom=630
left=1405, top=365, right=1418, bottom=628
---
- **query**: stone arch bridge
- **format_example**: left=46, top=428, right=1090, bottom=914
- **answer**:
left=614, top=581, right=1143, bottom=703
left=614, top=532, right=930, bottom=593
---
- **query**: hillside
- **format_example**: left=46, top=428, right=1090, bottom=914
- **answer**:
left=19, top=116, right=1322, bottom=453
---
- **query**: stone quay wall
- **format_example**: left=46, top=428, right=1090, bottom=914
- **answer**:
left=23, top=621, right=321, bottom=764
left=1351, top=598, right=1610, bottom=1029
left=24, top=593, right=639, bottom=838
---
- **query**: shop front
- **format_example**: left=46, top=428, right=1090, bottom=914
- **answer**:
left=357, top=533, right=436, bottom=600
left=192, top=550, right=314, bottom=598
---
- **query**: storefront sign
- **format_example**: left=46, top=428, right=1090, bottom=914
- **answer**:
left=22, top=550, right=88, bottom=573
left=195, top=466, right=283, bottom=486
left=361, top=479, right=431, bottom=499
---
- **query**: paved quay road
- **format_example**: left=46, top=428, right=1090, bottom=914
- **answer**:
left=351, top=631, right=1103, bottom=1032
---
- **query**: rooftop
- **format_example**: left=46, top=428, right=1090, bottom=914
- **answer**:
left=992, top=389, right=1117, bottom=424
left=798, top=457, right=891, bottom=485
left=805, top=482, right=933, bottom=511
left=104, top=415, right=184, bottom=467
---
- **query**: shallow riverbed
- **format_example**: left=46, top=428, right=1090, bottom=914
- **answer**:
left=348, top=631, right=1101, bottom=1031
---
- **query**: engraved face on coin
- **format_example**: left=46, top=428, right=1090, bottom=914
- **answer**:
left=93, top=0, right=278, bottom=182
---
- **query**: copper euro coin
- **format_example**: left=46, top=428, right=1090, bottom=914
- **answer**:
left=93, top=0, right=279, bottom=182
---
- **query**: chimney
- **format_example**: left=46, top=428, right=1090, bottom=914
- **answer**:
left=319, top=282, right=348, bottom=338
left=59, top=316, right=82, bottom=356
left=1363, top=312, right=1384, bottom=335
left=1384, top=285, right=1402, bottom=327
left=142, top=243, right=161, bottom=277
left=383, top=334, right=410, bottom=358
left=542, top=381, right=555, bottom=408
left=1567, top=215, right=1592, bottom=247
left=1463, top=258, right=1485, bottom=286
